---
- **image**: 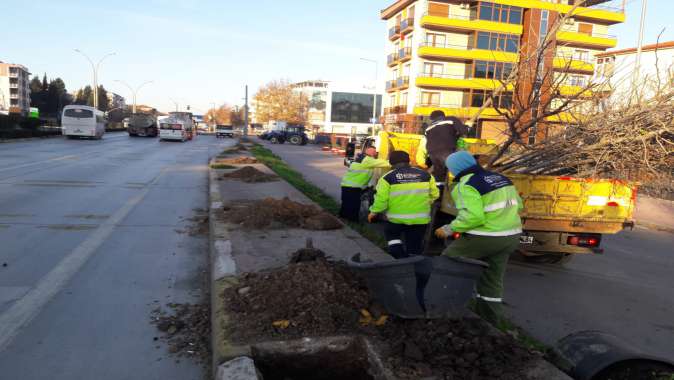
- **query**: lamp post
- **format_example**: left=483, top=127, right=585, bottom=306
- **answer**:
left=360, top=58, right=379, bottom=137
left=74, top=49, right=115, bottom=110
left=114, top=80, right=153, bottom=114
left=169, top=97, right=179, bottom=112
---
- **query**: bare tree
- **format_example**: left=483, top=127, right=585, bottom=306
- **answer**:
left=253, top=80, right=309, bottom=125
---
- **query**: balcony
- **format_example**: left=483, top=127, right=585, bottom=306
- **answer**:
left=418, top=42, right=519, bottom=63
left=10, top=93, right=19, bottom=99
left=553, top=55, right=594, bottom=73
left=558, top=84, right=594, bottom=98
left=556, top=30, right=617, bottom=49
left=9, top=71, right=18, bottom=78
left=386, top=77, right=410, bottom=92
left=387, top=53, right=398, bottom=67
left=416, top=72, right=514, bottom=91
left=388, top=25, right=400, bottom=41
left=384, top=105, right=408, bottom=115
left=9, top=83, right=19, bottom=89
left=400, top=18, right=414, bottom=34
left=483, top=0, right=624, bottom=24
left=421, top=12, right=523, bottom=35
left=414, top=103, right=508, bottom=118
left=398, top=47, right=412, bottom=63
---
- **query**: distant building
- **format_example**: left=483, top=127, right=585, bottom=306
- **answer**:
left=595, top=41, right=674, bottom=105
left=292, top=80, right=383, bottom=136
left=107, top=92, right=126, bottom=111
left=0, top=61, right=31, bottom=115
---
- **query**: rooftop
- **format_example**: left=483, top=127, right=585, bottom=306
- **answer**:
left=596, top=41, right=674, bottom=58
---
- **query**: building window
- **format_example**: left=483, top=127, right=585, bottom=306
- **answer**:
left=470, top=90, right=513, bottom=108
left=573, top=49, right=589, bottom=62
left=426, top=33, right=446, bottom=47
left=390, top=95, right=397, bottom=107
left=421, top=92, right=440, bottom=105
left=474, top=61, right=514, bottom=80
left=423, top=62, right=444, bottom=77
left=539, top=10, right=549, bottom=45
left=478, top=3, right=523, bottom=25
left=401, top=92, right=408, bottom=106
left=476, top=32, right=519, bottom=53
left=569, top=75, right=587, bottom=87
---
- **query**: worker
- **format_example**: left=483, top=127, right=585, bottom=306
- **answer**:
left=434, top=151, right=523, bottom=327
left=368, top=151, right=440, bottom=258
left=415, top=111, right=469, bottom=189
left=339, top=147, right=389, bottom=222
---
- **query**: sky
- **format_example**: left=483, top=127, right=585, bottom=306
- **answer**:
left=2, top=0, right=672, bottom=114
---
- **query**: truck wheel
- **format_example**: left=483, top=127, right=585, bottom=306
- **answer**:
left=519, top=251, right=574, bottom=265
left=289, top=135, right=302, bottom=145
left=270, top=136, right=279, bottom=144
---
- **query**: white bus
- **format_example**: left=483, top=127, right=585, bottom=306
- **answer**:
left=62, top=105, right=106, bottom=139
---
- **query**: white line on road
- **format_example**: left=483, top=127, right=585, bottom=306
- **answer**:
left=0, top=154, right=79, bottom=173
left=0, top=169, right=165, bottom=352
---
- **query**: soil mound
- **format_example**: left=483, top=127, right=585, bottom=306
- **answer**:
left=223, top=198, right=342, bottom=230
left=221, top=166, right=278, bottom=183
left=223, top=259, right=371, bottom=342
left=215, top=156, right=258, bottom=165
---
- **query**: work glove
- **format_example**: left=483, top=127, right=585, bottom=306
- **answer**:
left=367, top=213, right=377, bottom=223
left=434, top=225, right=453, bottom=239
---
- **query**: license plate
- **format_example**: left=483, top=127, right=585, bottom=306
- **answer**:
left=520, top=236, right=534, bottom=245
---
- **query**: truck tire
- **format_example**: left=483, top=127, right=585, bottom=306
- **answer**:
left=518, top=250, right=574, bottom=265
left=270, top=136, right=279, bottom=144
left=289, top=135, right=302, bottom=145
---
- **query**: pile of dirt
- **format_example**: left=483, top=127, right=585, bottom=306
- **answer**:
left=214, top=156, right=259, bottom=165
left=380, top=318, right=536, bottom=379
left=222, top=259, right=372, bottom=342
left=150, top=303, right=211, bottom=364
left=223, top=198, right=342, bottom=230
left=221, top=260, right=538, bottom=379
left=220, top=166, right=278, bottom=183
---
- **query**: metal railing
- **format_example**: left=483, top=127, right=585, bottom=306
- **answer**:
left=384, top=105, right=408, bottom=115
left=387, top=53, right=398, bottom=66
left=400, top=17, right=414, bottom=31
left=397, top=76, right=410, bottom=88
left=555, top=53, right=594, bottom=64
left=389, top=25, right=400, bottom=39
left=559, top=27, right=616, bottom=39
left=398, top=47, right=412, bottom=60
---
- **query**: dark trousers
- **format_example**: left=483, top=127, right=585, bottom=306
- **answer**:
left=384, top=222, right=428, bottom=259
left=340, top=187, right=362, bottom=222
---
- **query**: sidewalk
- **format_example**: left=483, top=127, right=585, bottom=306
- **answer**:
left=634, top=195, right=674, bottom=232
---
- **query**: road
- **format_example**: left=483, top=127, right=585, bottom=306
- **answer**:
left=260, top=140, right=674, bottom=361
left=0, top=133, right=234, bottom=380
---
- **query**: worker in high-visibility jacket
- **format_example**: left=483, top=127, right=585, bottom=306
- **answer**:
left=435, top=151, right=523, bottom=327
left=368, top=151, right=440, bottom=258
left=415, top=111, right=469, bottom=190
left=339, top=147, right=390, bottom=222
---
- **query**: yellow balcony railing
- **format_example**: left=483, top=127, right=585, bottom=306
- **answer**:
left=418, top=42, right=519, bottom=63
left=414, top=104, right=508, bottom=118
left=482, top=0, right=625, bottom=24
left=556, top=30, right=617, bottom=49
left=553, top=56, right=595, bottom=73
left=420, top=13, right=523, bottom=35
left=416, top=73, right=515, bottom=91
left=558, top=84, right=594, bottom=98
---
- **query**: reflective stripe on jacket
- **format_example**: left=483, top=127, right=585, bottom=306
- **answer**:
left=449, top=166, right=523, bottom=236
left=369, top=166, right=440, bottom=225
left=341, top=156, right=390, bottom=189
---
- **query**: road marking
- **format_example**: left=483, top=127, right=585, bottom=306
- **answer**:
left=0, top=155, right=78, bottom=173
left=0, top=169, right=163, bottom=352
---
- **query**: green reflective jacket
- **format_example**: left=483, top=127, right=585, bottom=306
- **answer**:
left=341, top=156, right=390, bottom=189
left=370, top=166, right=440, bottom=225
left=449, top=167, right=523, bottom=236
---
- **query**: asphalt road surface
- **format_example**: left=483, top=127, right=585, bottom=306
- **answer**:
left=0, top=133, right=234, bottom=380
left=260, top=140, right=674, bottom=361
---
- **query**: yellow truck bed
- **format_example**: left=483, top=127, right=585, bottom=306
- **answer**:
left=375, top=131, right=637, bottom=234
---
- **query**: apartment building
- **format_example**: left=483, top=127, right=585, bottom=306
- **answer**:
left=380, top=0, right=625, bottom=141
left=595, top=41, right=674, bottom=105
left=0, top=61, right=31, bottom=115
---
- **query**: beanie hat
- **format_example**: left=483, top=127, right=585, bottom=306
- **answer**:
left=389, top=150, right=410, bottom=165
left=445, top=151, right=477, bottom=176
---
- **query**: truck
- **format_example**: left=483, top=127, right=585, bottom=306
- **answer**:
left=127, top=113, right=158, bottom=137
left=216, top=124, right=234, bottom=138
left=345, top=131, right=638, bottom=264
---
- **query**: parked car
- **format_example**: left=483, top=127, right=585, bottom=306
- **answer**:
left=216, top=125, right=234, bottom=138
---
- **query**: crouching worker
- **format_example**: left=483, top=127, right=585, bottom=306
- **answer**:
left=339, top=147, right=390, bottom=222
left=435, top=151, right=523, bottom=326
left=368, top=151, right=439, bottom=258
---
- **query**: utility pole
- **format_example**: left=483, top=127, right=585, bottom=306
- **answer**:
left=633, top=0, right=648, bottom=95
left=244, top=85, right=249, bottom=137
left=74, top=49, right=115, bottom=110
left=169, top=97, right=179, bottom=112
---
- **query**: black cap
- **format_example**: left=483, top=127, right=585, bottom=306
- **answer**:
left=389, top=150, right=410, bottom=165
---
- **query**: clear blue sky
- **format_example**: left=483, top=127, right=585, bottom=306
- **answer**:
left=3, top=0, right=671, bottom=114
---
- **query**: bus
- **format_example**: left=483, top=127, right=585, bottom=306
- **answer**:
left=61, top=105, right=106, bottom=139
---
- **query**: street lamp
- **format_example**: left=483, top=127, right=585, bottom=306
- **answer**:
left=168, top=97, right=179, bottom=112
left=360, top=58, right=379, bottom=137
left=74, top=49, right=115, bottom=110
left=114, top=80, right=153, bottom=114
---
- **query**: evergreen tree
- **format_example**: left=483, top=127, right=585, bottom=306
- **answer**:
left=41, top=74, right=48, bottom=92
left=97, top=85, right=109, bottom=112
left=46, top=78, right=68, bottom=115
